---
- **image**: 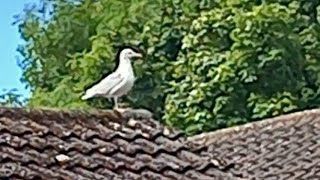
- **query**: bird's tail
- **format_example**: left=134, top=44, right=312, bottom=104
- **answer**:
left=81, top=90, right=94, bottom=100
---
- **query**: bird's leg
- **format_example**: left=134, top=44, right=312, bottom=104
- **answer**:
left=113, top=96, right=127, bottom=113
left=114, top=97, right=118, bottom=109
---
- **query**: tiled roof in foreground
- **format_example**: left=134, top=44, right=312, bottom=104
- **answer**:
left=0, top=107, right=236, bottom=180
left=189, top=109, right=320, bottom=180
left=2, top=107, right=319, bottom=180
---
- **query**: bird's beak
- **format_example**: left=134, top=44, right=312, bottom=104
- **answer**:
left=134, top=52, right=143, bottom=58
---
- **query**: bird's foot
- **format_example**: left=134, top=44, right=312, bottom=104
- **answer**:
left=114, top=107, right=128, bottom=114
left=113, top=101, right=131, bottom=113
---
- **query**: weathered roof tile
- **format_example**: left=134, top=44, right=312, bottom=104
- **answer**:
left=5, top=107, right=319, bottom=179
left=0, top=107, right=234, bottom=179
left=190, top=109, right=320, bottom=180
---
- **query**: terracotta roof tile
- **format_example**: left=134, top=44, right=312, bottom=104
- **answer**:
left=5, top=107, right=320, bottom=179
left=0, top=107, right=234, bottom=180
left=190, top=109, right=320, bottom=179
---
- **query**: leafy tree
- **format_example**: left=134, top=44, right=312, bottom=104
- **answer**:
left=17, top=0, right=189, bottom=113
left=164, top=0, right=320, bottom=134
left=15, top=0, right=320, bottom=135
left=0, top=89, right=25, bottom=107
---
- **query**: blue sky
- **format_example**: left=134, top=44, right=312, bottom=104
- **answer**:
left=0, top=1, right=39, bottom=98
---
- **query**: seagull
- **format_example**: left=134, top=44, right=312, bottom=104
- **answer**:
left=81, top=46, right=143, bottom=110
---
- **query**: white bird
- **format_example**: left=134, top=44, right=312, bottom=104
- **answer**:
left=81, top=47, right=143, bottom=110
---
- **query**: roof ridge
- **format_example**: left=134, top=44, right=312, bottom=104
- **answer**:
left=0, top=106, right=153, bottom=118
left=0, top=107, right=155, bottom=124
left=0, top=106, right=186, bottom=140
left=188, top=108, right=320, bottom=145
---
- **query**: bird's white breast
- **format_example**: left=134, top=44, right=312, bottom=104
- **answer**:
left=120, top=69, right=134, bottom=95
left=113, top=59, right=135, bottom=96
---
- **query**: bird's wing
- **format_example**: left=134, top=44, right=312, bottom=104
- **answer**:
left=85, top=72, right=125, bottom=98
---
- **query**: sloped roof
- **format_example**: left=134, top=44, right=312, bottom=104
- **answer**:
left=189, top=109, right=320, bottom=180
left=0, top=107, right=237, bottom=180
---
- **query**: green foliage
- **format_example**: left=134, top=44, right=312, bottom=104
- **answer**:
left=16, top=0, right=320, bottom=135
left=164, top=0, right=320, bottom=134
left=0, top=89, right=25, bottom=107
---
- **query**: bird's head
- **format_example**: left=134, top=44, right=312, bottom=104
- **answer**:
left=120, top=47, right=143, bottom=60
